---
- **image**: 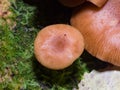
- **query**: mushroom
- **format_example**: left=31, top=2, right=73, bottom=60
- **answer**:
left=58, top=0, right=107, bottom=7
left=58, top=0, right=85, bottom=7
left=34, top=24, right=84, bottom=70
left=88, top=0, right=108, bottom=7
left=70, top=0, right=120, bottom=66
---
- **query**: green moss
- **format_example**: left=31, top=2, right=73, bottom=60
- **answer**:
left=0, top=0, right=89, bottom=90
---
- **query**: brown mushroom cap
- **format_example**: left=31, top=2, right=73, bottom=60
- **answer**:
left=70, top=0, right=120, bottom=66
left=88, top=0, right=108, bottom=7
left=58, top=0, right=107, bottom=7
left=58, top=0, right=85, bottom=7
left=34, top=24, right=84, bottom=70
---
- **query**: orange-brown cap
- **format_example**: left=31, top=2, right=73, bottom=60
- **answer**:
left=71, top=0, right=120, bottom=66
left=58, top=0, right=107, bottom=7
left=34, top=24, right=84, bottom=70
left=58, top=0, right=85, bottom=7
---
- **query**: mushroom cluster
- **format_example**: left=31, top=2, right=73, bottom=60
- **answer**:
left=34, top=0, right=120, bottom=70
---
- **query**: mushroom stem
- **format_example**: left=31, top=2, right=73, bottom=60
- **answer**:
left=87, top=0, right=108, bottom=7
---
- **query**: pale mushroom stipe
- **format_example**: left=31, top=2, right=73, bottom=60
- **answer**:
left=71, top=0, right=120, bottom=66
left=34, top=24, right=84, bottom=70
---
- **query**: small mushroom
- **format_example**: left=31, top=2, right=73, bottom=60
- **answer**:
left=34, top=24, right=84, bottom=70
left=70, top=0, right=120, bottom=66
left=58, top=0, right=107, bottom=7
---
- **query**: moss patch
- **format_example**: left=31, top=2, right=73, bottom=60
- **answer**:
left=0, top=0, right=109, bottom=90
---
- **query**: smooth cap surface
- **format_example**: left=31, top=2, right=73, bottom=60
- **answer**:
left=34, top=24, right=84, bottom=70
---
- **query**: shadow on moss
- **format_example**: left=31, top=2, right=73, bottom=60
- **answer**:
left=23, top=0, right=72, bottom=28
left=31, top=55, right=88, bottom=90
left=81, top=51, right=111, bottom=71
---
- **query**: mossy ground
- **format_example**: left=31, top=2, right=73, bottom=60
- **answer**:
left=0, top=0, right=109, bottom=90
